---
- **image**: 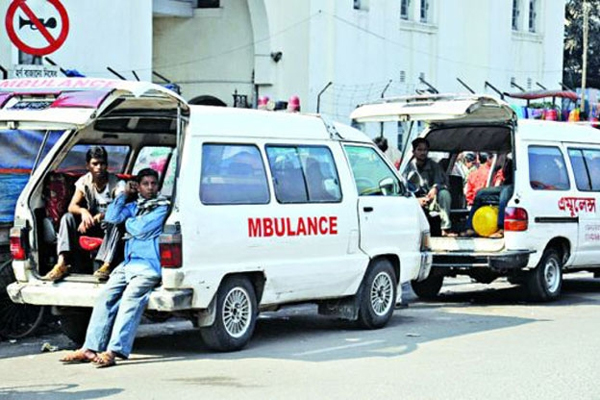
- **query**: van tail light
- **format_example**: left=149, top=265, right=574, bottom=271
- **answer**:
left=160, top=233, right=182, bottom=268
left=10, top=227, right=27, bottom=260
left=504, top=207, right=528, bottom=232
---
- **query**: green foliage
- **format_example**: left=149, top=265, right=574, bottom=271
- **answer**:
left=564, top=0, right=600, bottom=89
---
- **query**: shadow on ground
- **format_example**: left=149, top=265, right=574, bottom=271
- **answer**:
left=1, top=274, right=599, bottom=368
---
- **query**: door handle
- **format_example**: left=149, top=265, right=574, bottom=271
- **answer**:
left=363, top=206, right=374, bottom=212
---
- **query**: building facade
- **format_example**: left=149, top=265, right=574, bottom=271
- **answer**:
left=1, top=0, right=565, bottom=127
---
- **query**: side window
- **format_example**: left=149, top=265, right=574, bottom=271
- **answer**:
left=568, top=149, right=592, bottom=191
left=528, top=146, right=570, bottom=191
left=200, top=144, right=269, bottom=205
left=568, top=148, right=600, bottom=192
left=584, top=150, right=600, bottom=191
left=57, top=144, right=129, bottom=173
left=344, top=145, right=402, bottom=196
left=266, top=145, right=342, bottom=204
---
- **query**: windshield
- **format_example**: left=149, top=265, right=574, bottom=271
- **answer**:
left=0, top=129, right=65, bottom=223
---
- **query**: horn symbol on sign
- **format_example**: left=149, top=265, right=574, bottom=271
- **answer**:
left=19, top=16, right=57, bottom=30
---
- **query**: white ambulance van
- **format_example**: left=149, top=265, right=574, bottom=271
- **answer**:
left=352, top=94, right=600, bottom=302
left=3, top=78, right=431, bottom=351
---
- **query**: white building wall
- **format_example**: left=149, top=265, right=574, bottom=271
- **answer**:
left=0, top=0, right=565, bottom=128
left=0, top=0, right=152, bottom=80
left=153, top=0, right=255, bottom=105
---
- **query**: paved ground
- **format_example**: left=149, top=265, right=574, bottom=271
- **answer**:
left=1, top=273, right=599, bottom=399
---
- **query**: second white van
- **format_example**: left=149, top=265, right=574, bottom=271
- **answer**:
left=352, top=94, right=600, bottom=302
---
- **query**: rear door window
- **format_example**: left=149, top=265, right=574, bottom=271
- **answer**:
left=200, top=144, right=270, bottom=205
left=57, top=144, right=129, bottom=173
left=528, top=146, right=570, bottom=191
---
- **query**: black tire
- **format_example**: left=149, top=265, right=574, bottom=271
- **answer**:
left=411, top=273, right=444, bottom=299
left=356, top=259, right=397, bottom=329
left=526, top=248, right=563, bottom=302
left=200, top=276, right=257, bottom=352
left=58, top=308, right=92, bottom=345
left=0, top=259, right=45, bottom=339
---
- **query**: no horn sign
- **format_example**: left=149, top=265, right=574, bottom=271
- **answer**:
left=5, top=0, right=70, bottom=56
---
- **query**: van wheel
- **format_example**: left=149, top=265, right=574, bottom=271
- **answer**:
left=410, top=273, right=444, bottom=299
left=526, top=248, right=563, bottom=302
left=200, top=276, right=257, bottom=352
left=0, top=259, right=45, bottom=339
left=356, top=259, right=397, bottom=329
left=58, top=308, right=91, bottom=345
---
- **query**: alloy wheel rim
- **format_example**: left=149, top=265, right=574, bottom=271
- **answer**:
left=222, top=287, right=251, bottom=338
left=370, top=272, right=393, bottom=316
left=544, top=258, right=561, bottom=293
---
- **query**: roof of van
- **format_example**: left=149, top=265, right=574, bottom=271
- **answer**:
left=188, top=105, right=371, bottom=143
left=518, top=119, right=600, bottom=143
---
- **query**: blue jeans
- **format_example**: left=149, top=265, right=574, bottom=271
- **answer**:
left=83, top=264, right=159, bottom=358
left=466, top=185, right=514, bottom=230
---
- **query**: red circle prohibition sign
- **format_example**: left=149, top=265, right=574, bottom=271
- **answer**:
left=5, top=0, right=70, bottom=56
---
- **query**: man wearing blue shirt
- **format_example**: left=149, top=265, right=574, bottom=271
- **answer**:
left=59, top=168, right=170, bottom=368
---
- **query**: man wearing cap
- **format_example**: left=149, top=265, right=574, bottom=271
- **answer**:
left=403, top=138, right=455, bottom=237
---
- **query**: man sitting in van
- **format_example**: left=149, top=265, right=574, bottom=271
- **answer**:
left=59, top=168, right=169, bottom=368
left=43, top=146, right=125, bottom=282
left=464, top=152, right=493, bottom=206
left=403, top=138, right=454, bottom=237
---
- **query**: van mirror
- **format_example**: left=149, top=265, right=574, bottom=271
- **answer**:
left=379, top=177, right=399, bottom=196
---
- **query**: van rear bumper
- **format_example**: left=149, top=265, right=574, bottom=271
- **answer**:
left=432, top=250, right=534, bottom=271
left=7, top=281, right=193, bottom=312
left=415, top=251, right=433, bottom=281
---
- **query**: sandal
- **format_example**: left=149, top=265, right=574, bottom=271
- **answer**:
left=441, top=230, right=458, bottom=238
left=42, top=263, right=70, bottom=282
left=93, top=263, right=112, bottom=281
left=92, top=351, right=116, bottom=368
left=488, top=229, right=504, bottom=238
left=60, top=349, right=94, bottom=364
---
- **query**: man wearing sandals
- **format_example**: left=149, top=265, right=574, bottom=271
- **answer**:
left=43, top=146, right=125, bottom=281
left=60, top=168, right=169, bottom=367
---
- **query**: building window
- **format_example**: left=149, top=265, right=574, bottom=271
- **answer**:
left=528, top=0, right=537, bottom=32
left=420, top=0, right=430, bottom=23
left=195, top=0, right=219, bottom=8
left=400, top=0, right=411, bottom=20
left=512, top=0, right=521, bottom=30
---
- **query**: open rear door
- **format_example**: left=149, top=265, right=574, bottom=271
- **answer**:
left=0, top=78, right=188, bottom=131
left=0, top=78, right=188, bottom=231
left=350, top=94, right=515, bottom=125
left=351, top=94, right=517, bottom=172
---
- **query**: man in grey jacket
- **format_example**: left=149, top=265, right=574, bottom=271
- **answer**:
left=403, top=138, right=454, bottom=237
